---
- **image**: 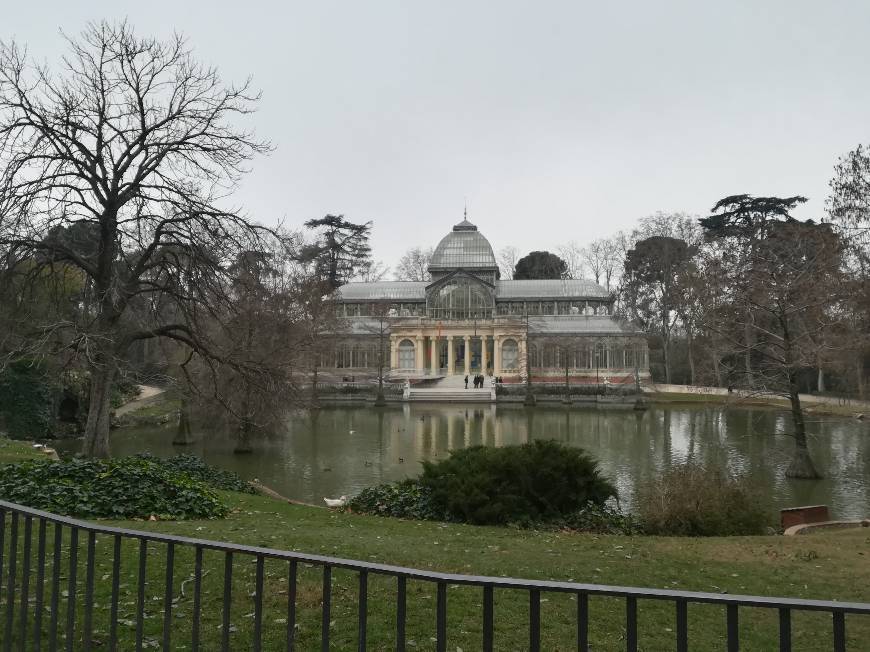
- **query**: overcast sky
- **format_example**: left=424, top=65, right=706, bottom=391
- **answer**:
left=5, top=1, right=869, bottom=269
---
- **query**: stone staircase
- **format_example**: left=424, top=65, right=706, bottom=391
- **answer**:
left=405, top=374, right=495, bottom=402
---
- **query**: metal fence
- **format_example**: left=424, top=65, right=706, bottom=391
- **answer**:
left=1, top=498, right=868, bottom=651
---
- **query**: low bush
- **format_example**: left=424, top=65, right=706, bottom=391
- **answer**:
left=421, top=440, right=616, bottom=526
left=348, top=478, right=637, bottom=534
left=635, top=462, right=770, bottom=536
left=0, top=359, right=55, bottom=439
left=133, top=453, right=257, bottom=494
left=557, top=503, right=642, bottom=535
left=348, top=479, right=446, bottom=521
left=0, top=456, right=237, bottom=519
left=350, top=441, right=618, bottom=528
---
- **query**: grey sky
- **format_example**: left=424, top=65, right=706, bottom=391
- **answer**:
left=6, top=1, right=869, bottom=269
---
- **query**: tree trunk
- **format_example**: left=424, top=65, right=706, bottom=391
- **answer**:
left=857, top=356, right=866, bottom=400
left=686, top=327, right=696, bottom=386
left=817, top=366, right=825, bottom=394
left=785, top=373, right=821, bottom=479
left=374, top=327, right=386, bottom=407
left=81, top=358, right=118, bottom=458
left=234, top=419, right=253, bottom=454
left=172, top=396, right=195, bottom=445
left=234, top=383, right=254, bottom=453
left=744, top=317, right=753, bottom=384
left=711, top=343, right=722, bottom=387
left=311, top=361, right=320, bottom=409
left=662, top=334, right=671, bottom=384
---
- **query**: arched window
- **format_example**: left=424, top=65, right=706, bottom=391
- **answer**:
left=398, top=339, right=415, bottom=370
left=427, top=278, right=493, bottom=320
left=501, top=339, right=518, bottom=371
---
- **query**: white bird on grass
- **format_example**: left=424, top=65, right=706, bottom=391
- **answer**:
left=323, top=496, right=348, bottom=508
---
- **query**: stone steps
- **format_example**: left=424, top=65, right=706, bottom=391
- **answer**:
left=406, top=388, right=494, bottom=402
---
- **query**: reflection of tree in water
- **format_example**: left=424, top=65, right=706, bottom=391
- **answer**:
left=376, top=411, right=385, bottom=482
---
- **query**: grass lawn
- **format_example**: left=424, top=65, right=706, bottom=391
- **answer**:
left=0, top=438, right=48, bottom=463
left=1, top=440, right=869, bottom=650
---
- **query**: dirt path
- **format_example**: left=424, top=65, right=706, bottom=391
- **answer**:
left=645, top=383, right=870, bottom=411
left=115, top=385, right=166, bottom=417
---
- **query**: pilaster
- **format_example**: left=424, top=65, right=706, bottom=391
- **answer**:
left=481, top=335, right=488, bottom=375
left=415, top=335, right=424, bottom=372
left=430, top=336, right=438, bottom=374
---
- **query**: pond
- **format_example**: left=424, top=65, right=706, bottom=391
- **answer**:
left=89, top=404, right=870, bottom=519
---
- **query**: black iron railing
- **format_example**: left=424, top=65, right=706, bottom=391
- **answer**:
left=0, top=498, right=868, bottom=650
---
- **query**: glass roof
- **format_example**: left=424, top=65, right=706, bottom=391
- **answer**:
left=429, top=220, right=498, bottom=270
left=495, top=279, right=610, bottom=299
left=335, top=279, right=609, bottom=301
left=528, top=316, right=633, bottom=334
left=336, top=282, right=426, bottom=300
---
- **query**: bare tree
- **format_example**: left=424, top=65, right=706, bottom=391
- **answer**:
left=828, top=145, right=870, bottom=396
left=622, top=236, right=696, bottom=384
left=557, top=241, right=584, bottom=279
left=497, top=245, right=519, bottom=280
left=361, top=302, right=395, bottom=406
left=702, top=201, right=844, bottom=479
left=357, top=259, right=390, bottom=282
left=599, top=236, right=625, bottom=292
left=582, top=239, right=624, bottom=290
left=0, top=21, right=271, bottom=457
left=702, top=195, right=812, bottom=386
left=394, top=246, right=432, bottom=281
left=634, top=211, right=703, bottom=247
left=291, top=278, right=342, bottom=408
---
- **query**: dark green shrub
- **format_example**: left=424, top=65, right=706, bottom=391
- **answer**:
left=0, top=457, right=229, bottom=519
left=348, top=466, right=631, bottom=534
left=636, top=462, right=769, bottom=536
left=420, top=440, right=616, bottom=525
left=133, top=453, right=256, bottom=494
left=0, top=359, right=55, bottom=439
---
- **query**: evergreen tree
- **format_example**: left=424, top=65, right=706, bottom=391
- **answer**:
left=302, top=215, right=372, bottom=289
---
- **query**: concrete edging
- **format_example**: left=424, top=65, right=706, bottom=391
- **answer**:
left=783, top=520, right=870, bottom=536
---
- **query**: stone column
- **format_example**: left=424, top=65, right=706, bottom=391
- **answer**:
left=520, top=333, right=528, bottom=379
left=447, top=335, right=455, bottom=374
left=415, top=335, right=424, bottom=372
left=430, top=336, right=438, bottom=375
left=390, top=336, right=398, bottom=370
left=493, top=335, right=502, bottom=376
left=463, top=334, right=471, bottom=375
left=481, top=335, right=488, bottom=375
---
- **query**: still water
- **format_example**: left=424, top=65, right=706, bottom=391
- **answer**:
left=92, top=404, right=870, bottom=518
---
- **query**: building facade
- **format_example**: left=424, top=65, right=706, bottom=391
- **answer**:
left=329, top=218, right=649, bottom=384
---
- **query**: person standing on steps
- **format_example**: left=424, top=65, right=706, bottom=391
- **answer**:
left=464, top=374, right=469, bottom=389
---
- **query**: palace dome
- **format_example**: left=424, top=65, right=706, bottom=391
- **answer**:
left=429, top=218, right=498, bottom=271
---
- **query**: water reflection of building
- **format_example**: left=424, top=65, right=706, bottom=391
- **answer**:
left=328, top=216, right=649, bottom=383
